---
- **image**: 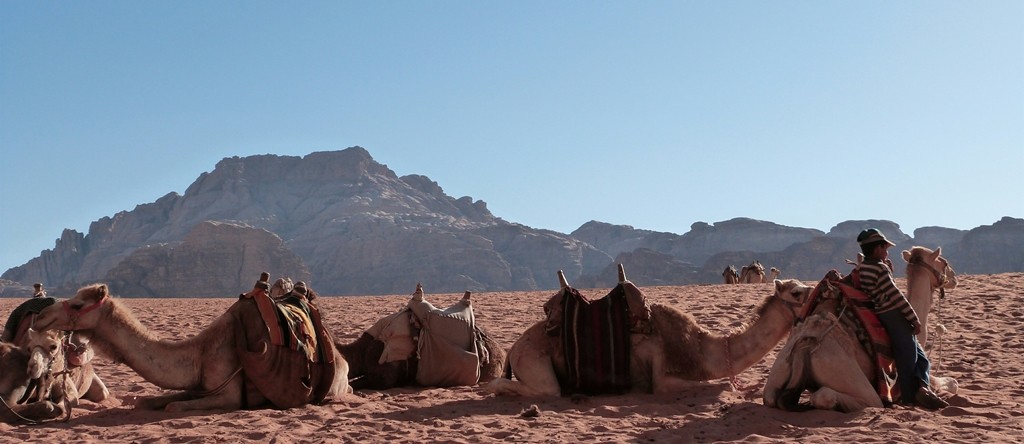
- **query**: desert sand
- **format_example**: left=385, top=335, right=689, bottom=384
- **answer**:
left=1, top=272, right=1021, bottom=443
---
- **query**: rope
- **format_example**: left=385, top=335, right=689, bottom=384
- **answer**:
left=189, top=367, right=243, bottom=398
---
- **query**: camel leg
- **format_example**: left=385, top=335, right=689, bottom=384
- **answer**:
left=82, top=374, right=110, bottom=402
left=135, top=391, right=195, bottom=410
left=806, top=353, right=883, bottom=412
left=484, top=356, right=560, bottom=397
left=164, top=391, right=242, bottom=412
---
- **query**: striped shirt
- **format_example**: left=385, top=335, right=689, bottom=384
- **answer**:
left=859, top=259, right=920, bottom=326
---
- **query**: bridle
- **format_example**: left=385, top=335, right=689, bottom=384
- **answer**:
left=62, top=294, right=110, bottom=329
left=908, top=255, right=953, bottom=299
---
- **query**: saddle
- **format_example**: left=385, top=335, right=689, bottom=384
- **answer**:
left=804, top=270, right=899, bottom=405
left=557, top=284, right=639, bottom=395
left=407, top=293, right=483, bottom=387
left=236, top=278, right=338, bottom=408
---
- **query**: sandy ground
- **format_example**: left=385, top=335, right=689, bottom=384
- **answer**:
left=1, top=272, right=1021, bottom=443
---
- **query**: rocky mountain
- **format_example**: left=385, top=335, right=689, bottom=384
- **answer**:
left=2, top=147, right=1021, bottom=297
left=3, top=148, right=607, bottom=296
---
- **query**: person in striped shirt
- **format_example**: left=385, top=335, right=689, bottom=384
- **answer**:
left=857, top=228, right=948, bottom=410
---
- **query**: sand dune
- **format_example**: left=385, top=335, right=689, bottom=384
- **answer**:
left=1, top=273, right=1021, bottom=443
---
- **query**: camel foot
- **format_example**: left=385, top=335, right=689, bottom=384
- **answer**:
left=932, top=376, right=958, bottom=395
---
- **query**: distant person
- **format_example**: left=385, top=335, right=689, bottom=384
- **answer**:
left=32, top=283, right=46, bottom=298
left=856, top=228, right=947, bottom=409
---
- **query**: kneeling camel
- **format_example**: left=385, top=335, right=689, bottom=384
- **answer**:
left=34, top=278, right=351, bottom=412
left=486, top=265, right=813, bottom=397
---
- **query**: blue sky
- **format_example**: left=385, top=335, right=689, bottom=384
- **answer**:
left=1, top=1, right=1022, bottom=273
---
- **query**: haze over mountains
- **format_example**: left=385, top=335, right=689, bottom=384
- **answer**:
left=3, top=147, right=1022, bottom=297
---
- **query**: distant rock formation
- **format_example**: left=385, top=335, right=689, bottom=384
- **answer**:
left=104, top=221, right=311, bottom=297
left=2, top=147, right=606, bottom=296
left=576, top=248, right=703, bottom=288
left=1, top=146, right=1020, bottom=297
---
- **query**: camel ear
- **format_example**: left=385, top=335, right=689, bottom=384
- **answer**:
left=901, top=250, right=912, bottom=262
left=412, top=283, right=424, bottom=301
left=774, top=279, right=784, bottom=293
left=931, top=247, right=942, bottom=260
left=557, top=270, right=569, bottom=289
left=462, top=291, right=471, bottom=301
left=617, top=264, right=628, bottom=284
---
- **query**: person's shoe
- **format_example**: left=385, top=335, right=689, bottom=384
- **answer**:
left=915, top=387, right=949, bottom=410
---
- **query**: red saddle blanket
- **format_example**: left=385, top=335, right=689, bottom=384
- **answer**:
left=560, top=285, right=632, bottom=395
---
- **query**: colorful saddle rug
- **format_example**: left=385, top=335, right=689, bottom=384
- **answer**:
left=560, top=284, right=632, bottom=395
left=804, top=270, right=899, bottom=405
left=244, top=290, right=331, bottom=364
left=237, top=287, right=338, bottom=408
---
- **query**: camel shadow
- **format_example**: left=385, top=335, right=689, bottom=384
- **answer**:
left=632, top=401, right=868, bottom=443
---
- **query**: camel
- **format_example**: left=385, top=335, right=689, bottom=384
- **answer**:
left=768, top=267, right=781, bottom=282
left=485, top=265, right=813, bottom=397
left=0, top=341, right=69, bottom=423
left=33, top=277, right=351, bottom=412
left=723, top=266, right=740, bottom=284
left=337, top=284, right=506, bottom=390
left=763, top=259, right=959, bottom=413
left=739, top=261, right=766, bottom=284
left=902, top=246, right=957, bottom=347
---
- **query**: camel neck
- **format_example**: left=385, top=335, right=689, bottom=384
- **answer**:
left=92, top=301, right=202, bottom=390
left=713, top=296, right=794, bottom=378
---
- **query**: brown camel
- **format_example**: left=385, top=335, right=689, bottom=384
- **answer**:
left=485, top=265, right=813, bottom=397
left=903, top=246, right=957, bottom=347
left=0, top=341, right=68, bottom=423
left=739, top=261, right=766, bottom=284
left=337, top=284, right=506, bottom=390
left=723, top=266, right=740, bottom=284
left=763, top=265, right=959, bottom=412
left=33, top=278, right=351, bottom=412
left=768, top=267, right=781, bottom=282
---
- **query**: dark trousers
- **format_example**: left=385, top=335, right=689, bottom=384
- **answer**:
left=877, top=310, right=931, bottom=403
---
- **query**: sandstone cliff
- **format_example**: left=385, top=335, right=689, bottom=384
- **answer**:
left=2, top=147, right=1020, bottom=297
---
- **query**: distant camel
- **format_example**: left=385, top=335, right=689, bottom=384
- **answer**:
left=768, top=267, right=781, bottom=282
left=739, top=261, right=765, bottom=284
left=722, top=266, right=740, bottom=284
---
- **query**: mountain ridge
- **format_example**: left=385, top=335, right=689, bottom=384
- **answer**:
left=3, top=147, right=1021, bottom=297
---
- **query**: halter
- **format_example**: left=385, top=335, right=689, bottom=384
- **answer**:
left=908, top=255, right=952, bottom=299
left=62, top=294, right=110, bottom=328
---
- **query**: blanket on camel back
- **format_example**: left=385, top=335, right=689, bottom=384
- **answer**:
left=801, top=270, right=899, bottom=405
left=560, top=285, right=632, bottom=395
left=407, top=295, right=486, bottom=387
left=236, top=285, right=338, bottom=408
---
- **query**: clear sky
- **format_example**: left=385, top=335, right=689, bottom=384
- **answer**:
left=1, top=1, right=1022, bottom=273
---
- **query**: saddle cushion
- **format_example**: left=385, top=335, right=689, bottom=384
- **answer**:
left=366, top=309, right=416, bottom=364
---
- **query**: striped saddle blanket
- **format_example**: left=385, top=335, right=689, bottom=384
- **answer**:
left=560, top=285, right=632, bottom=395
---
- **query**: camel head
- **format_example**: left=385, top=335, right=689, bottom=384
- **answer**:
left=773, top=279, right=814, bottom=319
left=25, top=327, right=63, bottom=380
left=902, top=246, right=958, bottom=291
left=64, top=331, right=97, bottom=367
left=34, top=283, right=112, bottom=332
